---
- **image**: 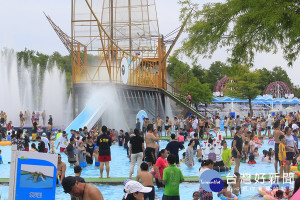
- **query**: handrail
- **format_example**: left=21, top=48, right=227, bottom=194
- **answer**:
left=162, top=80, right=216, bottom=119
left=170, top=69, right=190, bottom=86
left=161, top=88, right=216, bottom=127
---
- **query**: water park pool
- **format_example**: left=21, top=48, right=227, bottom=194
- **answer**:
left=0, top=181, right=294, bottom=200
left=0, top=137, right=277, bottom=178
left=0, top=128, right=290, bottom=199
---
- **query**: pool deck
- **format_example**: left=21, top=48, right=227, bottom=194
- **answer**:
left=1, top=174, right=297, bottom=184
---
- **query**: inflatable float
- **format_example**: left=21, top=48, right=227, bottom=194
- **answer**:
left=295, top=172, right=300, bottom=176
left=218, top=194, right=239, bottom=200
left=258, top=187, right=271, bottom=196
left=270, top=189, right=288, bottom=199
left=262, top=188, right=288, bottom=200
left=290, top=166, right=297, bottom=172
left=0, top=141, right=11, bottom=146
left=263, top=194, right=277, bottom=200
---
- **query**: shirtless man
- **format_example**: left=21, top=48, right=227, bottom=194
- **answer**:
left=204, top=118, right=210, bottom=136
left=199, top=118, right=205, bottom=139
left=295, top=111, right=300, bottom=127
left=57, top=154, right=66, bottom=184
left=288, top=112, right=294, bottom=128
left=174, top=117, right=179, bottom=137
left=251, top=118, right=257, bottom=135
left=145, top=124, right=159, bottom=167
left=62, top=176, right=104, bottom=200
left=156, top=116, right=164, bottom=139
left=142, top=118, right=147, bottom=134
left=136, top=163, right=155, bottom=200
left=273, top=120, right=284, bottom=173
left=164, top=116, right=172, bottom=138
left=195, top=148, right=202, bottom=162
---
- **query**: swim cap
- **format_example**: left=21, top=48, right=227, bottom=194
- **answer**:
left=270, top=183, right=279, bottom=190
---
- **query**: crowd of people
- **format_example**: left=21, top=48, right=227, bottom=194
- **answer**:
left=2, top=110, right=300, bottom=199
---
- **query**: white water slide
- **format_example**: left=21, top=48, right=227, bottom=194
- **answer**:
left=65, top=95, right=106, bottom=134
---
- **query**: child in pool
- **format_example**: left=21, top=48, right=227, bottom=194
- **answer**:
left=136, top=163, right=155, bottom=200
left=262, top=150, right=268, bottom=161
left=196, top=148, right=202, bottom=162
left=269, top=148, right=275, bottom=157
left=275, top=190, right=284, bottom=200
left=218, top=182, right=236, bottom=198
left=93, top=146, right=100, bottom=168
left=49, top=136, right=56, bottom=154
left=253, top=147, right=260, bottom=157
left=241, top=141, right=249, bottom=162
left=263, top=152, right=273, bottom=162
left=256, top=139, right=262, bottom=148
left=231, top=157, right=236, bottom=165
left=247, top=154, right=256, bottom=164
left=268, top=136, right=275, bottom=145
left=192, top=191, right=199, bottom=200
left=180, top=152, right=186, bottom=163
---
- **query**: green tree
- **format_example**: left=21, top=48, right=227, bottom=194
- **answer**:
left=179, top=0, right=300, bottom=66
left=167, top=56, right=190, bottom=81
left=182, top=74, right=213, bottom=104
left=206, top=61, right=229, bottom=90
left=225, top=65, right=261, bottom=116
left=256, top=66, right=293, bottom=93
left=191, top=65, right=206, bottom=84
left=293, top=86, right=300, bottom=98
left=271, top=66, right=293, bottom=87
left=256, top=68, right=273, bottom=92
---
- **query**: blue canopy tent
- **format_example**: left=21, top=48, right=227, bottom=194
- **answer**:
left=212, top=95, right=300, bottom=105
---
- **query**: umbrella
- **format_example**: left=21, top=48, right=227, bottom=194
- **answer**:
left=285, top=107, right=294, bottom=111
left=269, top=108, right=280, bottom=112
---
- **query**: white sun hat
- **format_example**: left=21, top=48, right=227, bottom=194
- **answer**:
left=124, top=180, right=152, bottom=198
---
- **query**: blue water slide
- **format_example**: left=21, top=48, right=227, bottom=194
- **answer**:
left=65, top=96, right=106, bottom=134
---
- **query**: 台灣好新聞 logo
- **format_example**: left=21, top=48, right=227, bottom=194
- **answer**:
left=199, top=169, right=224, bottom=192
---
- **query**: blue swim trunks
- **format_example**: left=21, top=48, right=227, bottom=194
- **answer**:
left=79, top=162, right=87, bottom=168
left=95, top=161, right=100, bottom=167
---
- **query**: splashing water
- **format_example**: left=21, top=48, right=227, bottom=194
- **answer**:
left=0, top=48, right=70, bottom=128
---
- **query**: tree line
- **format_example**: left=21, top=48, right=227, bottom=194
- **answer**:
left=167, top=56, right=300, bottom=115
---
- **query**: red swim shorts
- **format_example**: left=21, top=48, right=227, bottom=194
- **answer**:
left=98, top=155, right=111, bottom=162
left=60, top=147, right=65, bottom=153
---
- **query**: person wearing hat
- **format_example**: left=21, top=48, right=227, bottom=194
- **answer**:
left=57, top=131, right=68, bottom=153
left=123, top=180, right=153, bottom=200
left=41, top=132, right=50, bottom=153
left=62, top=176, right=103, bottom=200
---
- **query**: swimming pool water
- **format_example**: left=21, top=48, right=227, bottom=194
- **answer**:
left=0, top=128, right=296, bottom=199
left=0, top=181, right=294, bottom=200
left=0, top=136, right=279, bottom=178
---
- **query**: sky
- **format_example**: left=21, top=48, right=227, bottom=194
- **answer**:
left=0, top=0, right=299, bottom=86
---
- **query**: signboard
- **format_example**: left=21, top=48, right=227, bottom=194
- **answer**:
left=121, top=57, right=129, bottom=84
left=9, top=146, right=58, bottom=200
